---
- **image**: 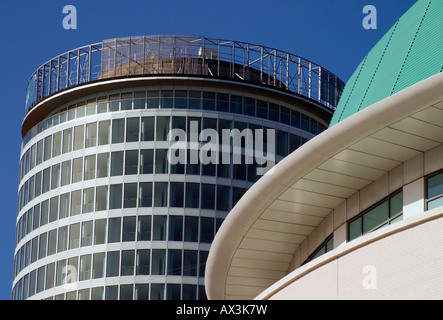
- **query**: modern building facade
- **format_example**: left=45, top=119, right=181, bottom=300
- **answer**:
left=205, top=0, right=443, bottom=300
left=12, top=35, right=343, bottom=300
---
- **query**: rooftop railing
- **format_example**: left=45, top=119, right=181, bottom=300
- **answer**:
left=25, top=35, right=344, bottom=112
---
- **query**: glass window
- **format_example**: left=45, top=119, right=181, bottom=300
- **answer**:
left=47, top=229, right=57, bottom=256
left=121, top=92, right=133, bottom=110
left=185, top=182, right=200, bottom=209
left=42, top=167, right=50, bottom=194
left=92, top=287, right=104, bottom=300
left=105, top=285, right=118, bottom=300
left=134, top=91, right=146, bottom=109
left=203, top=91, right=215, bottom=110
left=92, top=252, right=105, bottom=279
left=55, top=259, right=67, bottom=287
left=124, top=183, right=137, bottom=208
left=184, top=217, right=198, bottom=242
left=36, top=140, right=43, bottom=165
left=183, top=250, right=198, bottom=276
left=61, top=160, right=71, bottom=186
left=98, top=120, right=110, bottom=145
left=216, top=93, right=229, bottom=112
left=44, top=135, right=52, bottom=161
left=189, top=90, right=202, bottom=109
left=82, top=187, right=95, bottom=213
left=301, top=114, right=310, bottom=132
left=45, top=262, right=55, bottom=290
left=36, top=266, right=45, bottom=293
left=38, top=233, right=47, bottom=259
left=121, top=250, right=135, bottom=276
left=139, top=182, right=153, bottom=207
left=363, top=200, right=389, bottom=233
left=97, top=96, right=108, bottom=113
left=69, top=223, right=80, bottom=249
left=154, top=182, right=168, bottom=207
left=32, top=204, right=40, bottom=231
left=232, top=187, right=246, bottom=206
left=136, top=249, right=150, bottom=275
left=141, top=117, right=155, bottom=141
left=71, top=190, right=81, bottom=216
left=244, top=97, right=255, bottom=116
left=86, top=98, right=96, bottom=115
left=147, top=90, right=160, bottom=109
left=79, top=254, right=92, bottom=281
left=40, top=200, right=49, bottom=225
left=168, top=216, right=183, bottom=241
left=276, top=130, right=289, bottom=156
left=112, top=118, right=125, bottom=143
left=200, top=217, right=214, bottom=243
left=31, top=236, right=38, bottom=263
left=160, top=90, right=173, bottom=108
left=108, top=217, right=121, bottom=243
left=109, top=94, right=120, bottom=112
left=126, top=117, right=139, bottom=142
left=62, top=128, right=73, bottom=155
left=156, top=116, right=170, bottom=141
left=84, top=155, right=96, bottom=180
left=49, top=196, right=59, bottom=222
left=153, top=216, right=167, bottom=241
left=201, top=184, right=215, bottom=209
left=167, top=249, right=182, bottom=275
left=34, top=171, right=42, bottom=197
left=57, top=226, right=68, bottom=253
left=94, top=219, right=107, bottom=245
left=51, top=164, right=60, bottom=190
left=169, top=182, right=184, bottom=207
left=256, top=100, right=268, bottom=119
left=427, top=172, right=443, bottom=209
left=140, top=149, right=154, bottom=174
left=269, top=103, right=279, bottom=122
left=230, top=95, right=243, bottom=114
left=175, top=90, right=188, bottom=108
left=109, top=184, right=123, bottom=209
left=110, top=151, right=124, bottom=176
left=72, top=157, right=83, bottom=183
left=348, top=190, right=403, bottom=241
left=135, top=284, right=149, bottom=300
left=59, top=193, right=70, bottom=219
left=85, top=122, right=97, bottom=148
left=96, top=185, right=108, bottom=211
left=106, top=251, right=120, bottom=277
left=81, top=220, right=93, bottom=247
left=122, top=216, right=136, bottom=242
left=73, top=125, right=84, bottom=150
left=125, top=150, right=139, bottom=175
left=290, top=134, right=301, bottom=152
left=151, top=249, right=166, bottom=275
left=291, top=110, right=301, bottom=128
left=216, top=185, right=230, bottom=211
left=97, top=153, right=109, bottom=178
left=280, top=106, right=291, bottom=125
left=137, top=216, right=151, bottom=241
left=52, top=132, right=62, bottom=157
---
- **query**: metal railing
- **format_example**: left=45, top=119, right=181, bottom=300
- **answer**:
left=25, top=35, right=344, bottom=112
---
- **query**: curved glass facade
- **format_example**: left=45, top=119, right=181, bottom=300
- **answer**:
left=13, top=84, right=328, bottom=300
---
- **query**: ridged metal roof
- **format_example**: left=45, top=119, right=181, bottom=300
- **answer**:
left=330, top=0, right=443, bottom=126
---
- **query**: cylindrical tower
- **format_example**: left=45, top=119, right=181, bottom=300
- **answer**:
left=12, top=35, right=343, bottom=300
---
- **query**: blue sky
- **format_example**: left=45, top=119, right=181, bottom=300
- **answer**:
left=0, top=0, right=417, bottom=299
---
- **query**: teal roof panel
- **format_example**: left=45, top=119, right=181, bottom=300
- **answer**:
left=330, top=0, right=443, bottom=126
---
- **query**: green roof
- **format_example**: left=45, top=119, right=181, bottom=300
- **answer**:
left=330, top=0, right=443, bottom=127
